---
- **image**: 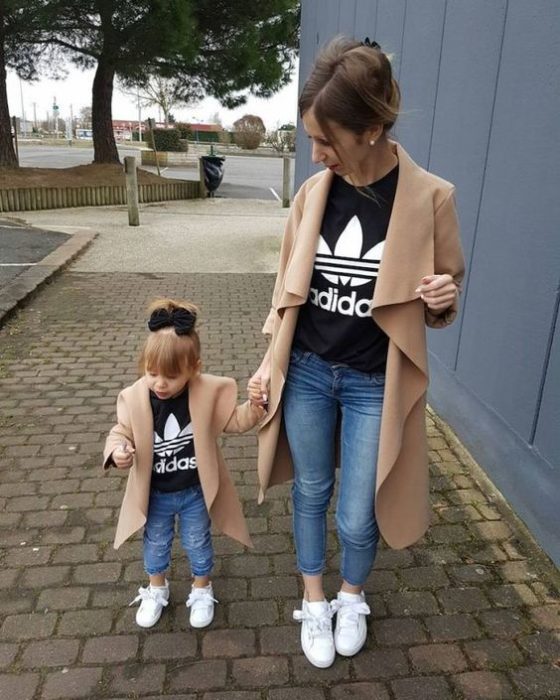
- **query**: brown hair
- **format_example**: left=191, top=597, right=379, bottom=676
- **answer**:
left=299, top=35, right=401, bottom=143
left=138, top=298, right=201, bottom=377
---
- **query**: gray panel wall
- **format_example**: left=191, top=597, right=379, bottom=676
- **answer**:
left=296, top=0, right=560, bottom=565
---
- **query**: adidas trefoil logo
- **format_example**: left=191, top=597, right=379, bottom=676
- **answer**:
left=309, top=216, right=384, bottom=318
left=154, top=414, right=193, bottom=457
left=316, top=215, right=384, bottom=287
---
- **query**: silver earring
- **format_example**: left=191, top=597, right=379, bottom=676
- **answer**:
left=369, top=139, right=376, bottom=146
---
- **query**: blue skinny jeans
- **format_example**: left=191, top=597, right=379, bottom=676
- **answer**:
left=283, top=347, right=384, bottom=586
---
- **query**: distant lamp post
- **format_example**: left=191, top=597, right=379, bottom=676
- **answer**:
left=137, top=87, right=142, bottom=142
left=19, top=78, right=26, bottom=137
left=66, top=105, right=74, bottom=146
left=53, top=97, right=60, bottom=138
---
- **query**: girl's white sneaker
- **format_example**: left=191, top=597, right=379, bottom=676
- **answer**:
left=129, top=582, right=169, bottom=628
left=186, top=584, right=217, bottom=628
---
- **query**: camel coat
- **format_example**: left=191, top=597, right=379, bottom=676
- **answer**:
left=103, top=374, right=264, bottom=550
left=257, top=142, right=465, bottom=549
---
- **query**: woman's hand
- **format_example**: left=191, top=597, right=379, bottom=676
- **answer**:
left=112, top=442, right=135, bottom=469
left=415, top=274, right=458, bottom=314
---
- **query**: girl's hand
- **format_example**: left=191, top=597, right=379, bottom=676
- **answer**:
left=112, top=442, right=135, bottom=469
left=415, top=274, right=458, bottom=313
left=248, top=365, right=270, bottom=407
left=248, top=377, right=267, bottom=406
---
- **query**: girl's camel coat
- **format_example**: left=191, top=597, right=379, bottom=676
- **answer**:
left=257, top=142, right=465, bottom=549
left=104, top=374, right=263, bottom=550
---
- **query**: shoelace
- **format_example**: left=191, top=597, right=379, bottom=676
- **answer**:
left=186, top=588, right=218, bottom=609
left=293, top=606, right=333, bottom=639
left=330, top=598, right=371, bottom=628
left=129, top=586, right=169, bottom=608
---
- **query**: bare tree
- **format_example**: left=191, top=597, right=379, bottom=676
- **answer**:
left=119, top=75, right=201, bottom=126
left=78, top=105, right=92, bottom=127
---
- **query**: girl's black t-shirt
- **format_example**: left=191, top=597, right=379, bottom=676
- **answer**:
left=294, top=165, right=398, bottom=373
left=150, top=386, right=200, bottom=492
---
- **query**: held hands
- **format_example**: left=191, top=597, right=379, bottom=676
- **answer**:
left=415, top=274, right=458, bottom=314
left=248, top=370, right=270, bottom=408
left=112, top=441, right=135, bottom=469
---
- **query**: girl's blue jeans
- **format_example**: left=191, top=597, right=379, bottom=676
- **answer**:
left=283, top=347, right=385, bottom=586
left=143, top=484, right=213, bottom=577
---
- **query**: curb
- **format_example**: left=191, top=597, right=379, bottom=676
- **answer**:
left=0, top=229, right=97, bottom=328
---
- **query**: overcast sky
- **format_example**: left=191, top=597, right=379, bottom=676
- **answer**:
left=6, top=60, right=299, bottom=131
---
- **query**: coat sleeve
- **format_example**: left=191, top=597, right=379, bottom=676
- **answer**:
left=262, top=191, right=304, bottom=336
left=224, top=400, right=266, bottom=434
left=102, top=392, right=135, bottom=470
left=425, top=187, right=466, bottom=329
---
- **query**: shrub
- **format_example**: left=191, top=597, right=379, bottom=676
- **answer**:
left=233, top=114, right=266, bottom=150
left=145, top=128, right=182, bottom=152
left=175, top=122, right=192, bottom=140
left=267, top=128, right=296, bottom=153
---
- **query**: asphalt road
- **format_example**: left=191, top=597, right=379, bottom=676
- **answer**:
left=0, top=219, right=69, bottom=285
left=17, top=144, right=294, bottom=201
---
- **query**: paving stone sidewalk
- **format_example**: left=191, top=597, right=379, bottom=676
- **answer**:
left=0, top=270, right=559, bottom=700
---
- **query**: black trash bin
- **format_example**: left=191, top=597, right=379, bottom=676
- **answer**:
left=200, top=155, right=225, bottom=197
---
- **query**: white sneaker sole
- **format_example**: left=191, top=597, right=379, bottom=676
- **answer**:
left=190, top=617, right=213, bottom=628
left=136, top=610, right=163, bottom=628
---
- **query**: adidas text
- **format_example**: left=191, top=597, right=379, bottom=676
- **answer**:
left=153, top=455, right=197, bottom=474
left=309, top=286, right=373, bottom=317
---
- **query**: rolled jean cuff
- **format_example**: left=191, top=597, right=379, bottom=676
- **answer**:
left=191, top=564, right=214, bottom=577
left=298, top=567, right=325, bottom=577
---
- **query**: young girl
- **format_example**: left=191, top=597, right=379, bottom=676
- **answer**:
left=104, top=298, right=265, bottom=629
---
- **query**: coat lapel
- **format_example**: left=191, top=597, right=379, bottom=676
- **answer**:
left=188, top=375, right=219, bottom=510
left=127, top=378, right=154, bottom=475
left=280, top=169, right=333, bottom=306
left=372, top=143, right=435, bottom=309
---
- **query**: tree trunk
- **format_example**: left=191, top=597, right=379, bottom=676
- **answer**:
left=0, top=32, right=18, bottom=167
left=91, top=59, right=119, bottom=164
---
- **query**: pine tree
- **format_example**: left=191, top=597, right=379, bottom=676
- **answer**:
left=31, top=0, right=299, bottom=164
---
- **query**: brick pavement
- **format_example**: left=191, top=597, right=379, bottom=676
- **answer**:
left=0, top=270, right=559, bottom=700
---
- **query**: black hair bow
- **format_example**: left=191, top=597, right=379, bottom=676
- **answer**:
left=362, top=37, right=381, bottom=50
left=148, top=308, right=196, bottom=335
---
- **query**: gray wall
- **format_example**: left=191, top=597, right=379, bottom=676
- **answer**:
left=296, top=0, right=560, bottom=565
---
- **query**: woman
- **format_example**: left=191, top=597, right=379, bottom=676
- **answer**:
left=249, top=36, right=465, bottom=668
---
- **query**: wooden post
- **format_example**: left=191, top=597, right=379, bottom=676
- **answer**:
left=124, top=156, right=140, bottom=226
left=282, top=155, right=291, bottom=208
left=147, top=117, right=161, bottom=176
left=198, top=157, right=207, bottom=198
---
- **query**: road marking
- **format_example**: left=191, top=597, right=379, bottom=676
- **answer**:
left=269, top=187, right=281, bottom=202
left=22, top=225, right=93, bottom=230
left=0, top=263, right=38, bottom=267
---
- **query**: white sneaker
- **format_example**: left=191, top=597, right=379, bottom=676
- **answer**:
left=293, top=599, right=335, bottom=668
left=129, top=582, right=169, bottom=628
left=331, top=590, right=370, bottom=657
left=186, top=584, right=217, bottom=628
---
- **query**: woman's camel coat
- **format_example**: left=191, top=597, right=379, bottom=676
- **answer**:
left=257, top=142, right=465, bottom=549
left=104, top=374, right=263, bottom=550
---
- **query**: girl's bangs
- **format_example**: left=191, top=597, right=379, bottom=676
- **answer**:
left=142, top=332, right=187, bottom=376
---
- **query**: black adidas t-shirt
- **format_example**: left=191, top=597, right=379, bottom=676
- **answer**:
left=294, top=166, right=398, bottom=373
left=150, top=386, right=199, bottom=492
